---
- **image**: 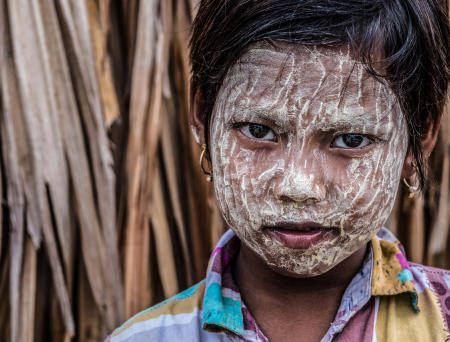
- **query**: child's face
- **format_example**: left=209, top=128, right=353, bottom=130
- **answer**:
left=209, top=43, right=409, bottom=276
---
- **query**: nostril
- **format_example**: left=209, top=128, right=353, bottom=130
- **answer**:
left=305, top=198, right=320, bottom=205
left=279, top=195, right=292, bottom=202
left=277, top=194, right=321, bottom=204
left=278, top=194, right=321, bottom=204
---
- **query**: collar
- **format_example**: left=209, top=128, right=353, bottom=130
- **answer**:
left=370, top=228, right=419, bottom=312
left=202, top=229, right=244, bottom=335
left=201, top=228, right=419, bottom=337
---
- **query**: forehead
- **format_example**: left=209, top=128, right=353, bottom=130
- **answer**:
left=219, top=42, right=397, bottom=124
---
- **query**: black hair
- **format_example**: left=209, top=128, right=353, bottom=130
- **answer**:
left=190, top=0, right=450, bottom=187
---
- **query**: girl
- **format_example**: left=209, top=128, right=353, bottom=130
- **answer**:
left=109, top=1, right=450, bottom=341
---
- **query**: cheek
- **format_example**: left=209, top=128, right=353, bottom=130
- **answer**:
left=335, top=130, right=408, bottom=229
left=211, top=126, right=259, bottom=228
left=211, top=129, right=285, bottom=230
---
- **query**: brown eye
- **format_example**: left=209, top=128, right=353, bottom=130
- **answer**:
left=331, top=134, right=372, bottom=149
left=240, top=123, right=277, bottom=141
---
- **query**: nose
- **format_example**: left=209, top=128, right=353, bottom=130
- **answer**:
left=274, top=158, right=326, bottom=204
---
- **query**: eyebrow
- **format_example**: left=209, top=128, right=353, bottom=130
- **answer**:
left=312, top=112, right=394, bottom=134
left=328, top=112, right=391, bottom=125
left=317, top=121, right=387, bottom=134
left=232, top=103, right=392, bottom=125
left=230, top=105, right=289, bottom=127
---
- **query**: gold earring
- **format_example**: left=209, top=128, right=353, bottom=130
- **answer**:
left=403, top=160, right=420, bottom=198
left=200, top=144, right=213, bottom=182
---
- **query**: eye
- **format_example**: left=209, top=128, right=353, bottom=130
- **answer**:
left=331, top=134, right=373, bottom=149
left=240, top=123, right=277, bottom=141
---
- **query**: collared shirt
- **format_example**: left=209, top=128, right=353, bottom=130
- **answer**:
left=108, top=228, right=450, bottom=341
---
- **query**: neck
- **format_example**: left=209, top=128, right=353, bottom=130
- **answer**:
left=233, top=241, right=368, bottom=322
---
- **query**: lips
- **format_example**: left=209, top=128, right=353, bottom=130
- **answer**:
left=264, top=221, right=337, bottom=249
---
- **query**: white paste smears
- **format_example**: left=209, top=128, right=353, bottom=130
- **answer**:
left=209, top=42, right=408, bottom=276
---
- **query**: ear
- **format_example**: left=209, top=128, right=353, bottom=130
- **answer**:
left=401, top=114, right=442, bottom=178
left=189, top=86, right=206, bottom=146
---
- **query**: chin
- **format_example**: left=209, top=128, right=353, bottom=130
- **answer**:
left=269, top=265, right=330, bottom=278
left=263, top=254, right=337, bottom=278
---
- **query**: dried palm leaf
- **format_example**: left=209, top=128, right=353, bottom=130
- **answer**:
left=123, top=0, right=162, bottom=317
left=19, top=238, right=37, bottom=342
left=151, top=160, right=179, bottom=298
left=428, top=106, right=450, bottom=263
left=87, top=0, right=119, bottom=127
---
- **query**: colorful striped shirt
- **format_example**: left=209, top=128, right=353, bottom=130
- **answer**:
left=108, top=228, right=450, bottom=341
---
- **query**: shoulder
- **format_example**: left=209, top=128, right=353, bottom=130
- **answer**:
left=109, top=280, right=206, bottom=342
left=375, top=263, right=450, bottom=341
left=409, top=263, right=450, bottom=296
left=409, top=263, right=450, bottom=332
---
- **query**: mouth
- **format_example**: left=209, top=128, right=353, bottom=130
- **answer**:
left=263, top=221, right=337, bottom=249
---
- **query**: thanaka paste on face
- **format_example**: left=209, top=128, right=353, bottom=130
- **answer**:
left=209, top=42, right=408, bottom=276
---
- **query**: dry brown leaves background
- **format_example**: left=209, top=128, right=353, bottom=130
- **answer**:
left=0, top=1, right=448, bottom=341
